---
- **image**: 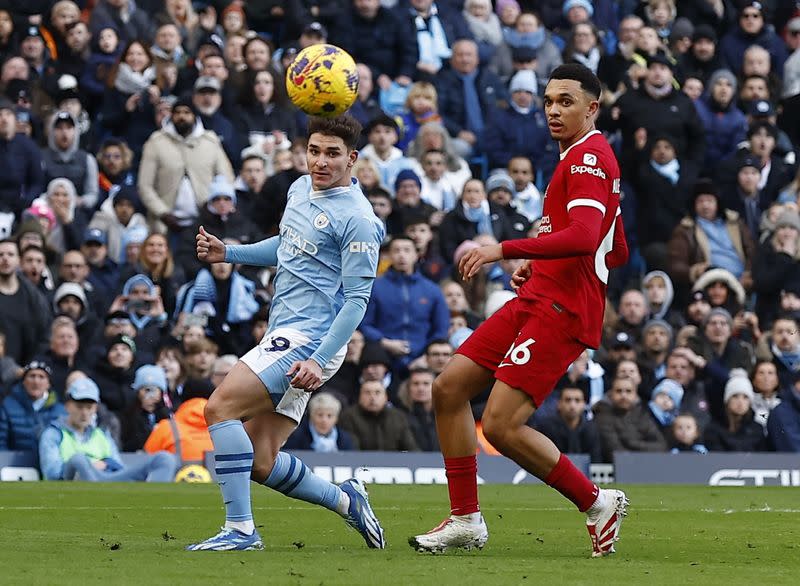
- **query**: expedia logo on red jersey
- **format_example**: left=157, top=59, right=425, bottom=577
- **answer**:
left=570, top=164, right=607, bottom=179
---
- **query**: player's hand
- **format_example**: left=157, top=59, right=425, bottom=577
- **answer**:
left=459, top=244, right=504, bottom=281
left=382, top=338, right=410, bottom=356
left=196, top=225, right=226, bottom=263
left=287, top=359, right=323, bottom=392
left=511, top=260, right=532, bottom=291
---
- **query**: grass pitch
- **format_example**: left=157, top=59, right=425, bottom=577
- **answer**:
left=0, top=482, right=798, bottom=585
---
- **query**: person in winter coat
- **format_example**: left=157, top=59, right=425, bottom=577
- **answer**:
left=752, top=211, right=800, bottom=326
left=41, top=110, right=99, bottom=211
left=398, top=368, right=439, bottom=452
left=704, top=369, right=767, bottom=451
left=603, top=52, right=706, bottom=177
left=767, top=373, right=800, bottom=452
left=0, top=360, right=66, bottom=451
left=175, top=175, right=262, bottom=276
left=120, top=364, right=170, bottom=452
left=233, top=68, right=297, bottom=152
left=667, top=178, right=754, bottom=297
left=675, top=25, right=728, bottom=85
left=483, top=69, right=558, bottom=174
left=0, top=96, right=44, bottom=216
left=284, top=392, right=357, bottom=452
left=94, top=139, right=137, bottom=212
left=338, top=380, right=419, bottom=452
left=693, top=69, right=747, bottom=168
left=137, top=97, right=234, bottom=235
left=633, top=133, right=694, bottom=271
left=718, top=2, right=787, bottom=78
left=361, top=236, right=449, bottom=372
left=80, top=25, right=122, bottom=114
left=89, top=0, right=153, bottom=44
left=438, top=178, right=512, bottom=261
left=99, top=40, right=160, bottom=160
left=592, top=376, right=668, bottom=463
left=485, top=172, right=531, bottom=240
left=642, top=270, right=685, bottom=332
left=90, top=333, right=137, bottom=415
left=144, top=377, right=214, bottom=460
left=534, top=385, right=603, bottom=462
left=89, top=185, right=147, bottom=266
left=52, top=281, right=103, bottom=363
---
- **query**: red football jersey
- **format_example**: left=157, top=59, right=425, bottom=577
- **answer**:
left=517, top=130, right=622, bottom=348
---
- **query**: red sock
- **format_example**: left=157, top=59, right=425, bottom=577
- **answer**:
left=444, top=455, right=479, bottom=515
left=544, top=453, right=599, bottom=512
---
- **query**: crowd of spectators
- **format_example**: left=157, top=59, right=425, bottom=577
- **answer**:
left=2, top=0, right=800, bottom=482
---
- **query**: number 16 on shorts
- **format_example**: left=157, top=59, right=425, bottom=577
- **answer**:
left=498, top=338, right=535, bottom=368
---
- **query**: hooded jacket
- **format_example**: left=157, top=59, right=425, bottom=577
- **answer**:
left=144, top=398, right=213, bottom=462
left=88, top=192, right=148, bottom=264
left=693, top=92, right=747, bottom=168
left=41, top=112, right=99, bottom=208
left=641, top=270, right=685, bottom=331
left=137, top=119, right=234, bottom=233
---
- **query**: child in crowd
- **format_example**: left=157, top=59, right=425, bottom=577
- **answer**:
left=397, top=82, right=442, bottom=152
left=670, top=414, right=708, bottom=454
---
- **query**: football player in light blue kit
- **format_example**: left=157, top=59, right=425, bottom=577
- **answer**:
left=187, top=115, right=386, bottom=551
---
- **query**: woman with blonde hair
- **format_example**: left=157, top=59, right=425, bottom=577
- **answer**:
left=121, top=232, right=185, bottom=315
left=353, top=158, right=385, bottom=194
left=397, top=82, right=441, bottom=151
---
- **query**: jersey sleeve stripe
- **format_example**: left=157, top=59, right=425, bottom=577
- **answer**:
left=567, top=198, right=607, bottom=215
left=615, top=207, right=621, bottom=217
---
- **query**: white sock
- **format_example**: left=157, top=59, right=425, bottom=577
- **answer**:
left=452, top=512, right=482, bottom=525
left=336, top=490, right=351, bottom=516
left=225, top=519, right=256, bottom=535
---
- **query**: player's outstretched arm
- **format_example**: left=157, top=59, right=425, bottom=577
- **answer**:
left=223, top=236, right=280, bottom=267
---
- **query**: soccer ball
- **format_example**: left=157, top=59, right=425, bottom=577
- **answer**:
left=285, top=44, right=359, bottom=117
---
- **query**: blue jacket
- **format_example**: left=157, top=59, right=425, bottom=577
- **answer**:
left=0, top=384, right=67, bottom=451
left=767, top=390, right=800, bottom=453
left=0, top=134, right=45, bottom=214
left=693, top=94, right=747, bottom=168
left=435, top=67, right=508, bottom=140
left=483, top=105, right=558, bottom=177
left=360, top=268, right=450, bottom=367
left=719, top=26, right=788, bottom=78
left=283, top=419, right=357, bottom=451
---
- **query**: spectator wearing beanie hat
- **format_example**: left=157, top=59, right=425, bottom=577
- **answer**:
left=676, top=24, right=726, bottom=84
left=752, top=210, right=800, bottom=326
left=120, top=364, right=170, bottom=451
left=693, top=69, right=747, bottom=168
left=668, top=178, right=754, bottom=298
left=388, top=169, right=439, bottom=235
left=484, top=171, right=531, bottom=239
left=137, top=94, right=234, bottom=235
left=484, top=70, right=556, bottom=174
left=0, top=359, right=66, bottom=451
left=90, top=333, right=138, bottom=415
left=691, top=308, right=755, bottom=422
left=639, top=319, right=673, bottom=380
left=667, top=17, right=693, bottom=56
left=647, top=378, right=683, bottom=433
left=704, top=368, right=766, bottom=451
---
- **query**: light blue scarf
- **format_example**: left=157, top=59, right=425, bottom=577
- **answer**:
left=414, top=4, right=452, bottom=69
left=650, top=159, right=681, bottom=185
left=309, top=424, right=339, bottom=453
left=503, top=27, right=546, bottom=50
left=175, top=268, right=260, bottom=323
left=464, top=202, right=493, bottom=235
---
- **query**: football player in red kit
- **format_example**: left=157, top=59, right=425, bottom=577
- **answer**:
left=409, top=64, right=630, bottom=557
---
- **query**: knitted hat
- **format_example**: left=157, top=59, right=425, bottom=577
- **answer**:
left=652, top=378, right=684, bottom=408
left=563, top=0, right=594, bottom=18
left=669, top=17, right=694, bottom=42
left=208, top=174, right=237, bottom=205
left=776, top=210, right=800, bottom=232
left=708, top=69, right=738, bottom=95
left=107, top=333, right=137, bottom=354
left=359, top=341, right=392, bottom=369
left=54, top=282, right=87, bottom=308
left=703, top=307, right=733, bottom=328
left=23, top=359, right=52, bottom=379
left=724, top=368, right=754, bottom=404
left=485, top=172, right=515, bottom=195
left=642, top=318, right=674, bottom=340
left=133, top=364, right=167, bottom=392
left=172, top=96, right=197, bottom=116
left=693, top=24, right=717, bottom=43
left=395, top=169, right=422, bottom=191
left=509, top=70, right=537, bottom=95
left=495, top=0, right=520, bottom=16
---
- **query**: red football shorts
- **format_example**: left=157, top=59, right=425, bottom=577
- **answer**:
left=456, top=296, right=586, bottom=407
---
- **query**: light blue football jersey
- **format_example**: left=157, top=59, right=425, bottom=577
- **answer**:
left=268, top=175, right=384, bottom=341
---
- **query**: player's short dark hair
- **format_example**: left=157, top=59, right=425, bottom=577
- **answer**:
left=548, top=63, right=602, bottom=100
left=307, top=114, right=362, bottom=150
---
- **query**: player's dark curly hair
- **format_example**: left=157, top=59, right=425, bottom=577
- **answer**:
left=548, top=63, right=602, bottom=99
left=307, top=114, right=363, bottom=150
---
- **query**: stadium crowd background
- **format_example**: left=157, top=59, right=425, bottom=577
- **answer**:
left=1, top=0, right=800, bottom=481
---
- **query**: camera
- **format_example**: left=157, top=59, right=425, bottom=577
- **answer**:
left=127, top=298, right=151, bottom=313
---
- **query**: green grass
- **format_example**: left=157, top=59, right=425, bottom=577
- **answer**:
left=0, top=483, right=798, bottom=585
